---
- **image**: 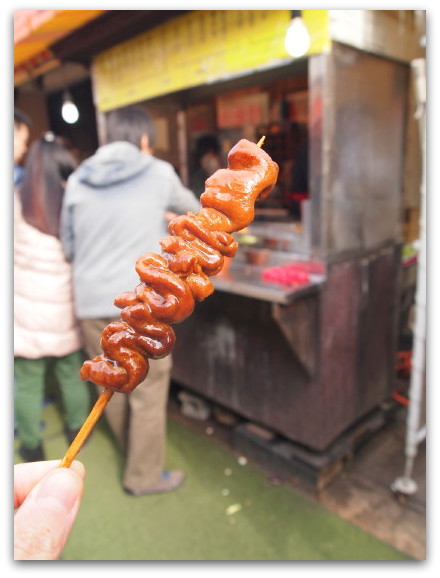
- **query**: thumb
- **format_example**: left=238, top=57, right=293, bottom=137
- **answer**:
left=14, top=467, right=84, bottom=560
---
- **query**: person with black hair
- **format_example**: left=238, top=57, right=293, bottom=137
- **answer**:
left=14, top=133, right=91, bottom=462
left=288, top=132, right=309, bottom=220
left=14, top=108, right=31, bottom=186
left=61, top=105, right=200, bottom=495
left=190, top=134, right=221, bottom=198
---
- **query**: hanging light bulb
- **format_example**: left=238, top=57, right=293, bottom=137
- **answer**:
left=61, top=90, right=79, bottom=124
left=284, top=10, right=311, bottom=58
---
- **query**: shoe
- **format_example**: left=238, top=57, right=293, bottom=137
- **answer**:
left=124, top=470, right=185, bottom=496
left=19, top=443, right=45, bottom=462
left=65, top=426, right=91, bottom=447
left=65, top=427, right=81, bottom=446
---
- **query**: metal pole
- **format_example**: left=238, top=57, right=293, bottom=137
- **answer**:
left=391, top=58, right=426, bottom=497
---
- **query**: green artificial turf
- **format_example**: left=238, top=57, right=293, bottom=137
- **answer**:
left=14, top=402, right=411, bottom=561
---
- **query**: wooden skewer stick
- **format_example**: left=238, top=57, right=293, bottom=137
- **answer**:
left=59, top=389, right=114, bottom=468
left=59, top=136, right=268, bottom=469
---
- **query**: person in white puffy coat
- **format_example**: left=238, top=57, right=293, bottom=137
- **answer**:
left=14, top=133, right=91, bottom=462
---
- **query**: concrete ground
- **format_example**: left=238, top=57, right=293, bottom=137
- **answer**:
left=317, top=407, right=426, bottom=560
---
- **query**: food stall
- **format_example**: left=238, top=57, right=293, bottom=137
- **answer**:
left=89, top=11, right=424, bottom=468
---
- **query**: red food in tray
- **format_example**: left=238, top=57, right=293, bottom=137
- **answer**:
left=262, top=263, right=310, bottom=286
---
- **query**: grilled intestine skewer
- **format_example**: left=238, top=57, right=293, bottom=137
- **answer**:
left=60, top=137, right=278, bottom=468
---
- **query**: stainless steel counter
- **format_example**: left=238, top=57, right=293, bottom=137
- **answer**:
left=212, top=250, right=326, bottom=305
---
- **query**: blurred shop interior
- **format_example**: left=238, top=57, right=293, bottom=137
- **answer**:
left=14, top=10, right=426, bottom=493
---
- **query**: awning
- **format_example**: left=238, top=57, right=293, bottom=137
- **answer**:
left=14, top=10, right=106, bottom=70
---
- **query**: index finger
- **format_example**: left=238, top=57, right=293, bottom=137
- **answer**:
left=14, top=460, right=85, bottom=509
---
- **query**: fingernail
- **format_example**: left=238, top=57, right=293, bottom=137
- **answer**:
left=36, top=469, right=80, bottom=513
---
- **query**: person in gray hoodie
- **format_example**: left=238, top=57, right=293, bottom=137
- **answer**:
left=61, top=105, right=200, bottom=495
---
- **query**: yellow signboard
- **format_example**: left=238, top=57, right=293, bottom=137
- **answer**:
left=93, top=10, right=329, bottom=112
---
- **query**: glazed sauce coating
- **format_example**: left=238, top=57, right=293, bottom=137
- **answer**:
left=80, top=139, right=279, bottom=394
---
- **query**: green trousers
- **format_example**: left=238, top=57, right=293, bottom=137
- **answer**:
left=14, top=351, right=91, bottom=450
